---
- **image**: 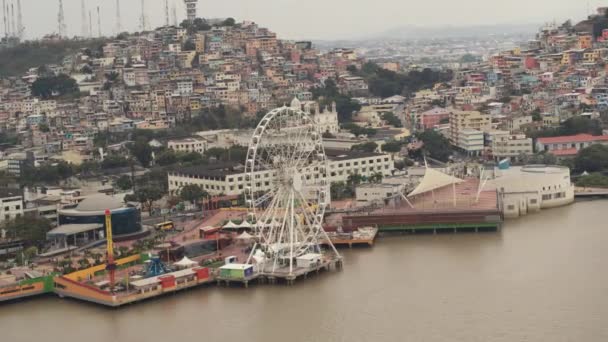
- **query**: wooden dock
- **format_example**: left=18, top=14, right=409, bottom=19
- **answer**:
left=323, top=227, right=378, bottom=248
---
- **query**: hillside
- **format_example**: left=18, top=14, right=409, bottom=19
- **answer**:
left=0, top=38, right=108, bottom=77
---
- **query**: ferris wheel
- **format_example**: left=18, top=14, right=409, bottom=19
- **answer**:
left=244, top=106, right=340, bottom=275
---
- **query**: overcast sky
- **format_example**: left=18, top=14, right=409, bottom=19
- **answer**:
left=3, top=0, right=598, bottom=40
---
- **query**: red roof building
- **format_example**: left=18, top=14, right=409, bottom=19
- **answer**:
left=536, top=134, right=608, bottom=154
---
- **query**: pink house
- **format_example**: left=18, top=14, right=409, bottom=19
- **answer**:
left=420, top=107, right=451, bottom=130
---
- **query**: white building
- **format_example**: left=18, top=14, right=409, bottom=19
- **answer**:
left=290, top=98, right=339, bottom=134
left=485, top=165, right=574, bottom=219
left=168, top=151, right=394, bottom=196
left=0, top=189, right=24, bottom=237
left=168, top=137, right=207, bottom=154
left=355, top=183, right=403, bottom=207
left=455, top=129, right=484, bottom=156
left=489, top=131, right=533, bottom=160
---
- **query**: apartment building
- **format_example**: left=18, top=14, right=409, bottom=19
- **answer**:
left=449, top=110, right=492, bottom=145
left=167, top=137, right=207, bottom=154
left=0, top=188, right=24, bottom=222
left=489, top=131, right=533, bottom=160
left=168, top=151, right=394, bottom=196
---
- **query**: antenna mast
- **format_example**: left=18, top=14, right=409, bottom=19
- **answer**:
left=2, top=0, right=7, bottom=40
left=57, top=0, right=66, bottom=37
left=97, top=6, right=101, bottom=37
left=140, top=0, right=147, bottom=31
left=172, top=2, right=177, bottom=27
left=89, top=10, right=92, bottom=38
left=16, top=0, right=23, bottom=39
left=10, top=2, right=15, bottom=37
left=115, top=0, right=121, bottom=34
left=164, top=0, right=169, bottom=27
left=80, top=0, right=86, bottom=37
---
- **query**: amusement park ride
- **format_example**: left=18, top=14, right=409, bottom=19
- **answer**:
left=104, top=209, right=117, bottom=292
left=244, top=106, right=341, bottom=276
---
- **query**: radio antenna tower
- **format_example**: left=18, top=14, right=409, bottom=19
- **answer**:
left=80, top=0, right=86, bottom=37
left=172, top=2, right=177, bottom=27
left=97, top=6, right=101, bottom=37
left=164, top=0, right=169, bottom=27
left=57, top=0, right=66, bottom=37
left=115, top=0, right=121, bottom=34
left=10, top=2, right=15, bottom=37
left=89, top=10, right=92, bottom=38
left=2, top=0, right=7, bottom=39
left=139, top=0, right=147, bottom=31
left=16, top=0, right=23, bottom=39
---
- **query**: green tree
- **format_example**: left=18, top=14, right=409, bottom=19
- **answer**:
left=525, top=152, right=557, bottom=165
left=381, top=112, right=403, bottom=127
left=156, top=150, right=178, bottom=166
left=342, top=123, right=376, bottom=137
left=574, top=144, right=608, bottom=172
left=417, top=130, right=452, bottom=162
left=125, top=187, right=163, bottom=215
left=129, top=138, right=153, bottom=167
left=369, top=172, right=384, bottom=183
left=3, top=217, right=52, bottom=248
left=312, top=79, right=361, bottom=122
left=101, top=155, right=130, bottom=169
left=351, top=142, right=378, bottom=153
left=179, top=184, right=208, bottom=206
left=183, top=39, right=196, bottom=51
left=221, top=18, right=236, bottom=26
left=330, top=182, right=354, bottom=200
left=381, top=140, right=404, bottom=153
left=31, top=74, right=79, bottom=99
left=347, top=174, right=365, bottom=187
left=114, top=175, right=133, bottom=190
left=38, top=123, right=50, bottom=132
left=576, top=173, right=608, bottom=188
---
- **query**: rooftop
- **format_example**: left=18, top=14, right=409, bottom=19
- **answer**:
left=537, top=133, right=608, bottom=144
left=75, top=194, right=125, bottom=212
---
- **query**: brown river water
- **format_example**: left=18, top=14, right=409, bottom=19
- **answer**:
left=1, top=201, right=607, bottom=342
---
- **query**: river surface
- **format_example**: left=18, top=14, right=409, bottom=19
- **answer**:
left=1, top=201, right=608, bottom=342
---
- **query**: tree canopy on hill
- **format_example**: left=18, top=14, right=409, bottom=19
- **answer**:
left=0, top=39, right=107, bottom=76
left=414, top=130, right=453, bottom=162
left=31, top=74, right=79, bottom=99
left=352, top=62, right=453, bottom=98
left=574, top=144, right=608, bottom=173
left=311, top=79, right=362, bottom=122
left=526, top=116, right=603, bottom=138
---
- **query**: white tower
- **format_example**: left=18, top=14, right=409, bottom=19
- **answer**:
left=80, top=0, right=86, bottom=37
left=183, top=0, right=198, bottom=23
left=115, top=0, right=121, bottom=34
left=57, top=0, right=66, bottom=37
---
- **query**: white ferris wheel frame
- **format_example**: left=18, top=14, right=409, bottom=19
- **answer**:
left=244, top=106, right=340, bottom=274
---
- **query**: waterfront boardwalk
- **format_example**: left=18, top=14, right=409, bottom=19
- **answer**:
left=574, top=190, right=608, bottom=200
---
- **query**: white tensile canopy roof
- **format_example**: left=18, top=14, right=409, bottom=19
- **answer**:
left=237, top=220, right=251, bottom=228
left=174, top=256, right=198, bottom=267
left=236, top=231, right=254, bottom=240
left=408, top=168, right=464, bottom=197
left=223, top=220, right=238, bottom=228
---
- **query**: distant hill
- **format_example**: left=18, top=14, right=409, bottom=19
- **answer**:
left=373, top=23, right=539, bottom=40
left=0, top=39, right=107, bottom=77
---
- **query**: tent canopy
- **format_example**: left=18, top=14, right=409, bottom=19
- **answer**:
left=222, top=220, right=238, bottom=229
left=174, top=256, right=198, bottom=267
left=237, top=220, right=251, bottom=228
left=236, top=231, right=254, bottom=240
left=408, top=168, right=464, bottom=197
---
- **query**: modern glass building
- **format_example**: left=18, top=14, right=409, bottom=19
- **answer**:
left=57, top=195, right=142, bottom=237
